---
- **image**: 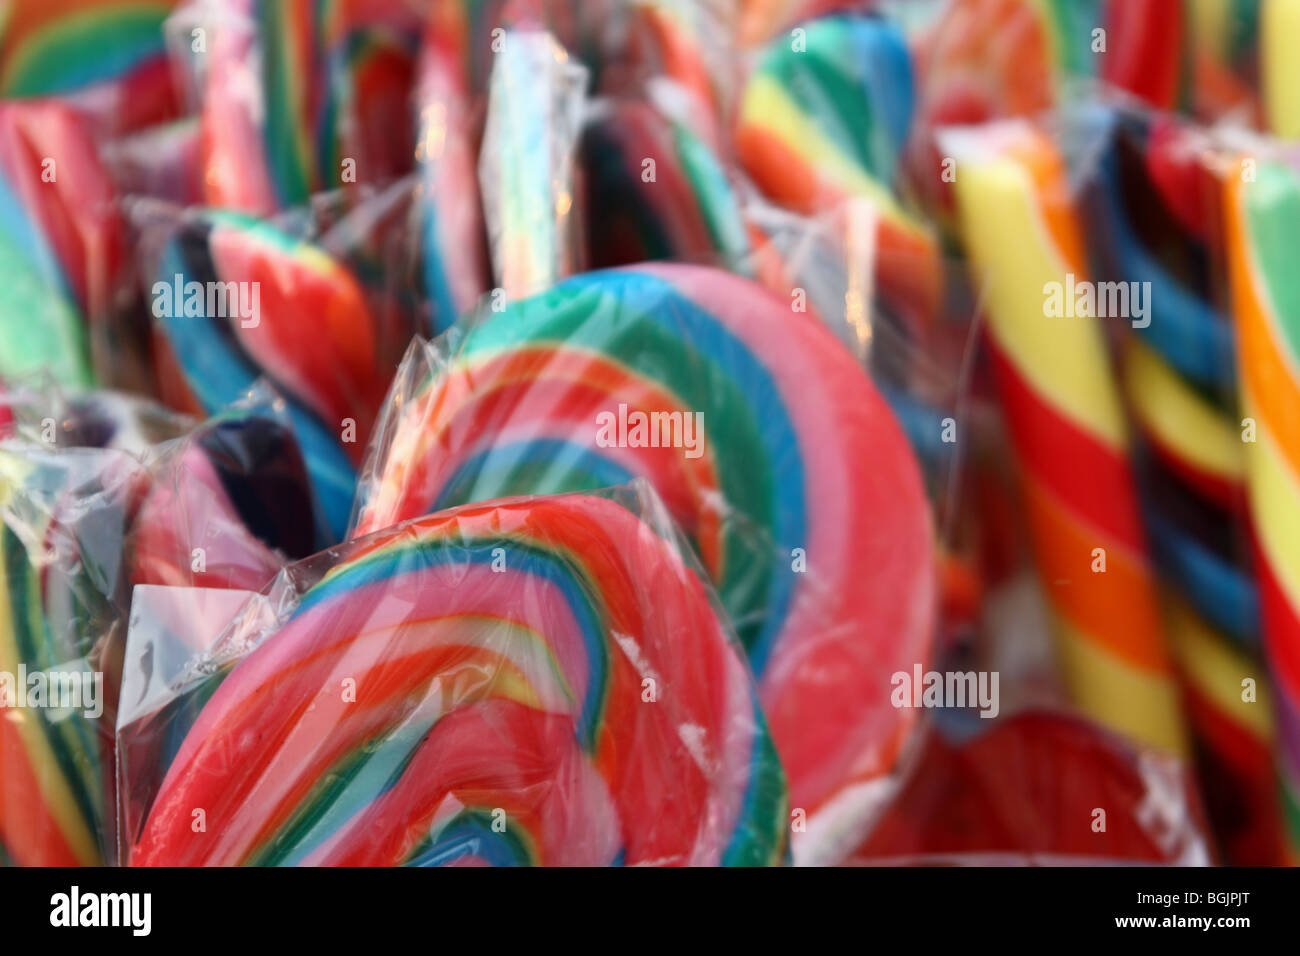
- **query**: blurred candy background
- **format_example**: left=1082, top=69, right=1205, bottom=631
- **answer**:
left=1, top=0, right=1298, bottom=866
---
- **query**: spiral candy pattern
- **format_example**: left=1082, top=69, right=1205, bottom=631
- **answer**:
left=131, top=492, right=788, bottom=866
left=150, top=209, right=387, bottom=540
left=354, top=263, right=936, bottom=822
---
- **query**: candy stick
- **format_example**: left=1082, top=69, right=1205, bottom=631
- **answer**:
left=1223, top=154, right=1300, bottom=860
left=1262, top=0, right=1300, bottom=139
left=949, top=122, right=1186, bottom=754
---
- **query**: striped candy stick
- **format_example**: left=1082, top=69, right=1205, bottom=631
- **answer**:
left=950, top=122, right=1186, bottom=754
left=1262, top=0, right=1300, bottom=139
left=1223, top=154, right=1300, bottom=860
left=1080, top=107, right=1282, bottom=861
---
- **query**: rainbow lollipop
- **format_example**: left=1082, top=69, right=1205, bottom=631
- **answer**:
left=199, top=0, right=424, bottom=214
left=130, top=491, right=788, bottom=866
left=0, top=100, right=128, bottom=388
left=354, top=263, right=935, bottom=849
left=737, top=12, right=940, bottom=324
left=579, top=98, right=750, bottom=274
left=0, top=446, right=143, bottom=866
left=130, top=405, right=323, bottom=592
left=0, top=0, right=180, bottom=134
left=148, top=209, right=387, bottom=540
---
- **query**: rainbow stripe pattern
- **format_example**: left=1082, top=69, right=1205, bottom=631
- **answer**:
left=201, top=0, right=424, bottom=214
left=0, top=100, right=128, bottom=388
left=1224, top=154, right=1300, bottom=861
left=950, top=122, right=1186, bottom=754
left=150, top=209, right=386, bottom=540
left=353, top=263, right=935, bottom=822
left=131, top=492, right=788, bottom=866
left=0, top=1, right=179, bottom=133
left=0, top=447, right=133, bottom=866
left=1080, top=107, right=1279, bottom=861
left=737, top=13, right=940, bottom=319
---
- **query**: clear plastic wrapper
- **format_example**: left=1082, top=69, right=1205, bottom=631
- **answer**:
left=130, top=194, right=422, bottom=541
left=846, top=710, right=1213, bottom=865
left=478, top=28, right=589, bottom=297
left=0, top=442, right=146, bottom=865
left=118, top=482, right=789, bottom=866
left=168, top=0, right=428, bottom=214
left=352, top=261, right=936, bottom=863
left=1, top=381, right=331, bottom=866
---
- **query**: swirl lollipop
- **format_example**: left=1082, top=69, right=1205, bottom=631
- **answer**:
left=354, top=263, right=935, bottom=849
left=130, top=491, right=788, bottom=866
left=148, top=209, right=387, bottom=540
left=0, top=100, right=128, bottom=387
left=738, top=12, right=941, bottom=324
left=0, top=0, right=180, bottom=134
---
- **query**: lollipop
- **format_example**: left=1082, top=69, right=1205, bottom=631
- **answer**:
left=130, top=407, right=323, bottom=592
left=579, top=99, right=750, bottom=273
left=415, top=2, right=491, bottom=333
left=354, top=263, right=935, bottom=844
left=1223, top=154, right=1300, bottom=861
left=130, top=491, right=788, bottom=866
left=148, top=209, right=387, bottom=540
left=198, top=0, right=423, bottom=214
left=849, top=711, right=1211, bottom=865
left=948, top=122, right=1185, bottom=754
left=737, top=13, right=940, bottom=323
left=0, top=100, right=128, bottom=387
left=0, top=0, right=180, bottom=135
left=0, top=446, right=143, bottom=866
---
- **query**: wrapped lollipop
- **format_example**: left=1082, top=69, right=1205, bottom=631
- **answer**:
left=1, top=382, right=331, bottom=865
left=0, top=100, right=131, bottom=387
left=946, top=121, right=1186, bottom=755
left=737, top=12, right=941, bottom=326
left=354, top=263, right=935, bottom=860
left=124, top=486, right=788, bottom=866
left=0, top=0, right=181, bottom=135
left=578, top=97, right=751, bottom=274
left=189, top=0, right=425, bottom=214
left=142, top=206, right=390, bottom=540
left=0, top=444, right=145, bottom=865
left=129, top=395, right=325, bottom=591
left=1223, top=148, right=1300, bottom=861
